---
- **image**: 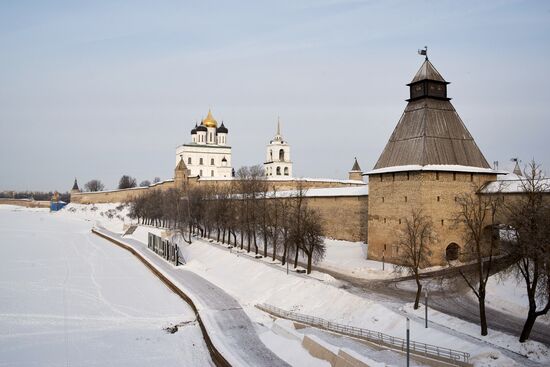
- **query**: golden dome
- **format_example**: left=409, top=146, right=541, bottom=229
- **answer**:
left=203, top=109, right=218, bottom=128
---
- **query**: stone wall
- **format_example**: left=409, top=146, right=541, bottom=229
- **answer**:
left=303, top=196, right=368, bottom=242
left=0, top=198, right=50, bottom=208
left=70, top=181, right=176, bottom=204
left=367, top=171, right=496, bottom=266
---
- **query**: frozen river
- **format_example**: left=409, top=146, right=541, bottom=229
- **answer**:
left=0, top=206, right=213, bottom=367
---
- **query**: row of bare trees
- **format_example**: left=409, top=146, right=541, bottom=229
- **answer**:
left=128, top=165, right=326, bottom=274
left=395, top=160, right=550, bottom=342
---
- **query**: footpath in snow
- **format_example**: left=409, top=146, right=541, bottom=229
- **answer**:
left=93, top=227, right=291, bottom=367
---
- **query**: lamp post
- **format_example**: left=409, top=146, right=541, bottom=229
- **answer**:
left=406, top=317, right=410, bottom=367
left=425, top=288, right=429, bottom=328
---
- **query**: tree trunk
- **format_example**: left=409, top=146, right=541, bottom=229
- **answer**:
left=414, top=275, right=422, bottom=310
left=479, top=290, right=488, bottom=336
left=520, top=307, right=537, bottom=342
left=294, top=245, right=299, bottom=268
left=307, top=252, right=312, bottom=274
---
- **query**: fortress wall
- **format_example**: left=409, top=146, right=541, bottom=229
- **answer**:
left=0, top=198, right=50, bottom=208
left=70, top=181, right=176, bottom=204
left=303, top=195, right=368, bottom=242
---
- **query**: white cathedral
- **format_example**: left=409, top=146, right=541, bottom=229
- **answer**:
left=176, top=110, right=292, bottom=179
left=175, top=110, right=232, bottom=178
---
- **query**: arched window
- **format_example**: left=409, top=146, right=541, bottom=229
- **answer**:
left=188, top=157, right=192, bottom=164
left=199, top=169, right=203, bottom=176
left=211, top=158, right=215, bottom=165
left=446, top=243, right=460, bottom=261
left=279, top=149, right=285, bottom=161
left=211, top=170, right=214, bottom=177
left=199, top=158, right=203, bottom=165
left=276, top=166, right=281, bottom=175
left=270, top=150, right=273, bottom=161
left=284, top=167, right=289, bottom=176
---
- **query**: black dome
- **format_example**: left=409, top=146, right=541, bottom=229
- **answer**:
left=217, top=122, right=228, bottom=134
left=191, top=124, right=197, bottom=134
left=196, top=124, right=207, bottom=132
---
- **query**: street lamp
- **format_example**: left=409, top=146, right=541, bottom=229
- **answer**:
left=425, top=288, right=429, bottom=328
left=406, top=317, right=410, bottom=367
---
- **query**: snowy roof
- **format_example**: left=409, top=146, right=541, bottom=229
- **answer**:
left=481, top=173, right=550, bottom=194
left=272, top=185, right=368, bottom=198
left=367, top=164, right=503, bottom=175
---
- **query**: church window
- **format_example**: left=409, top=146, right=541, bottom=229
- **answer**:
left=470, top=173, right=474, bottom=182
left=199, top=169, right=203, bottom=176
left=284, top=167, right=289, bottom=176
left=211, top=170, right=214, bottom=177
left=209, top=132, right=213, bottom=142
left=211, top=158, right=215, bottom=165
left=407, top=172, right=410, bottom=180
left=199, top=158, right=203, bottom=165
left=276, top=166, right=281, bottom=175
left=453, top=172, right=456, bottom=181
left=436, top=172, right=440, bottom=180
left=188, top=157, right=192, bottom=164
left=279, top=149, right=285, bottom=161
left=270, top=150, right=273, bottom=161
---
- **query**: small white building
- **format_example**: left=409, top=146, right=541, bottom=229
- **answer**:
left=264, top=120, right=292, bottom=178
left=175, top=110, right=232, bottom=178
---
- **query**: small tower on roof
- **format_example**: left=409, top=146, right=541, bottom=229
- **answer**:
left=71, top=178, right=80, bottom=193
left=264, top=117, right=292, bottom=178
left=174, top=155, right=190, bottom=189
left=348, top=158, right=363, bottom=181
left=511, top=158, right=523, bottom=177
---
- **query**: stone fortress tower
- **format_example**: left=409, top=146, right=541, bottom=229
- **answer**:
left=175, top=110, right=232, bottom=178
left=264, top=119, right=293, bottom=178
left=366, top=56, right=498, bottom=265
left=348, top=158, right=364, bottom=181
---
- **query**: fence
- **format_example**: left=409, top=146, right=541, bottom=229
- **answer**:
left=256, top=303, right=471, bottom=366
left=148, top=232, right=182, bottom=266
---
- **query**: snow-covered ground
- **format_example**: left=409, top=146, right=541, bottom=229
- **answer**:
left=55, top=203, right=550, bottom=366
left=0, top=205, right=212, bottom=367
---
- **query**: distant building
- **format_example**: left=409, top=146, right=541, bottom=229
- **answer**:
left=264, top=119, right=293, bottom=178
left=175, top=110, right=232, bottom=178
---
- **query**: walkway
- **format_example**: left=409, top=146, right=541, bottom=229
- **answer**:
left=93, top=227, right=290, bottom=367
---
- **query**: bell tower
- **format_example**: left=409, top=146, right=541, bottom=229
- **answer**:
left=264, top=119, right=293, bottom=178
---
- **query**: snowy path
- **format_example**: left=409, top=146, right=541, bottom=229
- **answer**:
left=0, top=207, right=213, bottom=367
left=93, top=227, right=290, bottom=367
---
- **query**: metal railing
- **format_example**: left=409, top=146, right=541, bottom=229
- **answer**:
left=256, top=303, right=470, bottom=366
left=148, top=232, right=182, bottom=266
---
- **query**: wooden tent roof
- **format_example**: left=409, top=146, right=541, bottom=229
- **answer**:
left=373, top=61, right=491, bottom=171
left=409, top=59, right=447, bottom=84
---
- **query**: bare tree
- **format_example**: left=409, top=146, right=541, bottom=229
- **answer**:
left=153, top=177, right=161, bottom=183
left=454, top=190, right=501, bottom=336
left=118, top=175, right=137, bottom=189
left=505, top=160, right=550, bottom=342
left=84, top=179, right=105, bottom=192
left=139, top=180, right=151, bottom=187
left=394, top=209, right=436, bottom=309
left=300, top=208, right=325, bottom=274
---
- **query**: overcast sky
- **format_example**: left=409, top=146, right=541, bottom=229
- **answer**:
left=1, top=0, right=549, bottom=191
